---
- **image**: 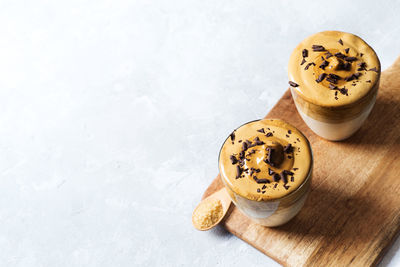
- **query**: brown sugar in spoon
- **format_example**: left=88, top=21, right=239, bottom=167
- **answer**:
left=192, top=187, right=232, bottom=231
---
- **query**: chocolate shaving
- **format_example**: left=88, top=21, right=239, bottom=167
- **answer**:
left=268, top=168, right=275, bottom=175
left=340, top=87, right=348, bottom=95
left=273, top=173, right=281, bottom=182
left=274, top=184, right=278, bottom=189
left=293, top=168, right=298, bottom=171
left=366, top=80, right=371, bottom=83
left=360, top=53, right=364, bottom=57
left=345, top=72, right=362, bottom=81
left=249, top=168, right=259, bottom=176
left=242, top=142, right=248, bottom=151
left=345, top=48, right=350, bottom=54
left=236, top=166, right=243, bottom=178
left=248, top=149, right=256, bottom=156
left=326, top=73, right=341, bottom=84
left=283, top=170, right=294, bottom=176
left=230, top=155, right=238, bottom=165
left=326, top=77, right=338, bottom=84
left=304, top=62, right=316, bottom=70
left=284, top=185, right=290, bottom=190
left=284, top=143, right=293, bottom=153
left=344, top=56, right=357, bottom=62
left=368, top=67, right=378, bottom=73
left=357, top=62, right=367, bottom=71
left=302, top=49, right=308, bottom=58
left=325, top=51, right=333, bottom=59
left=344, top=75, right=354, bottom=82
left=335, top=52, right=346, bottom=59
left=289, top=81, right=299, bottom=87
left=230, top=131, right=235, bottom=141
left=280, top=172, right=288, bottom=184
left=312, top=45, right=325, bottom=51
left=300, top=58, right=306, bottom=65
left=290, top=176, right=294, bottom=182
left=256, top=179, right=270, bottom=184
left=254, top=137, right=265, bottom=146
left=338, top=39, right=343, bottom=45
left=257, top=128, right=265, bottom=134
left=266, top=132, right=273, bottom=137
left=319, top=60, right=329, bottom=70
left=329, top=83, right=337, bottom=90
left=316, top=73, right=327, bottom=83
left=329, top=73, right=341, bottom=80
left=257, top=188, right=260, bottom=193
left=262, top=185, right=267, bottom=189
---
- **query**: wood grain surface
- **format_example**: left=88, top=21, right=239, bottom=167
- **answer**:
left=202, top=56, right=400, bottom=267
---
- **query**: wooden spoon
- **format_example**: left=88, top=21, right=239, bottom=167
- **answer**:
left=192, top=187, right=232, bottom=231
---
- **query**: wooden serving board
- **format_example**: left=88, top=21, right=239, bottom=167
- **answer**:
left=202, top=56, right=400, bottom=267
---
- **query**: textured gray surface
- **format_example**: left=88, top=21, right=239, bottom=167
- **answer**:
left=1, top=0, right=400, bottom=266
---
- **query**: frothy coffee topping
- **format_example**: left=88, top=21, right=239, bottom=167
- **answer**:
left=219, top=119, right=312, bottom=201
left=288, top=31, right=380, bottom=107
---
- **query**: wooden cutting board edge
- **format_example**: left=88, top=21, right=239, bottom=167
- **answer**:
left=201, top=55, right=400, bottom=266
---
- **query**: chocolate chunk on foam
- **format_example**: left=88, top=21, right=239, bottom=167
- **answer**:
left=289, top=31, right=381, bottom=104
left=312, top=45, right=325, bottom=51
left=219, top=119, right=312, bottom=201
left=316, top=73, right=327, bottom=83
